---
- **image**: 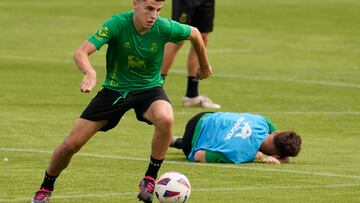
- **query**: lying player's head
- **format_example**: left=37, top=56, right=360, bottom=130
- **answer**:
left=273, top=131, right=302, bottom=158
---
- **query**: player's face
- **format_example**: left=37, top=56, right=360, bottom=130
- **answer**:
left=133, top=0, right=163, bottom=30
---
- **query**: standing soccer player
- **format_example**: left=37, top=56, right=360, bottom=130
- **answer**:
left=31, top=0, right=212, bottom=202
left=161, top=0, right=220, bottom=109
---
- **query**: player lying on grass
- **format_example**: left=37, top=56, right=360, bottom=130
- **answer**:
left=170, top=112, right=302, bottom=164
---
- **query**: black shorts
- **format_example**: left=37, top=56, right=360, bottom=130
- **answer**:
left=182, top=111, right=212, bottom=157
left=172, top=0, right=215, bottom=33
left=80, top=87, right=170, bottom=131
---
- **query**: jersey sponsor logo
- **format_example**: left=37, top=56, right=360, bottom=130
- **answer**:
left=127, top=55, right=145, bottom=71
left=224, top=117, right=252, bottom=140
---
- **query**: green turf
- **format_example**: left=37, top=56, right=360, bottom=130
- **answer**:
left=1, top=0, right=359, bottom=202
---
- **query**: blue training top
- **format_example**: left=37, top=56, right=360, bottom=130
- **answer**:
left=187, top=112, right=275, bottom=163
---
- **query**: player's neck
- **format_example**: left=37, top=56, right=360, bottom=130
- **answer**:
left=132, top=16, right=149, bottom=35
left=259, top=134, right=277, bottom=155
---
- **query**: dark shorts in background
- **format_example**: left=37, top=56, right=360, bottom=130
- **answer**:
left=172, top=0, right=215, bottom=33
left=182, top=111, right=212, bottom=157
left=80, top=87, right=170, bottom=131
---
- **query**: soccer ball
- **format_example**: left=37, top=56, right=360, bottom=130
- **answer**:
left=155, top=171, right=191, bottom=203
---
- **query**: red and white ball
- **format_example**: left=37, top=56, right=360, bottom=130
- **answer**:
left=155, top=171, right=191, bottom=203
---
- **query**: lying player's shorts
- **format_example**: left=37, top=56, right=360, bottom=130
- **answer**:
left=80, top=87, right=170, bottom=131
left=182, top=111, right=212, bottom=157
left=172, top=0, right=215, bottom=33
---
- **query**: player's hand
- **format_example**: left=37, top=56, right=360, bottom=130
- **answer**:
left=263, top=156, right=281, bottom=164
left=196, top=64, right=212, bottom=80
left=80, top=73, right=96, bottom=93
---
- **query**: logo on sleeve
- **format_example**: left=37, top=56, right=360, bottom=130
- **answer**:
left=97, top=26, right=109, bottom=37
left=94, top=26, right=109, bottom=41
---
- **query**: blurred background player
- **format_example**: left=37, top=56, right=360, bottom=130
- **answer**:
left=170, top=112, right=302, bottom=164
left=161, top=0, right=221, bottom=109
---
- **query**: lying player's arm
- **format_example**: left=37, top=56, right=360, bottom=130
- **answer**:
left=255, top=152, right=289, bottom=164
left=255, top=151, right=265, bottom=162
left=276, top=156, right=289, bottom=164
left=194, top=150, right=232, bottom=163
left=194, top=150, right=206, bottom=163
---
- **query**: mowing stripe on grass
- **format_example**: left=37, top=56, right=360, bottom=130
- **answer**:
left=169, top=69, right=360, bottom=89
left=1, top=54, right=359, bottom=89
left=1, top=147, right=359, bottom=180
left=262, top=111, right=360, bottom=115
left=1, top=183, right=359, bottom=202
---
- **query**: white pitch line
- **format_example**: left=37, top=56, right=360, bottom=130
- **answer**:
left=1, top=54, right=359, bottom=89
left=262, top=111, right=360, bottom=116
left=174, top=111, right=360, bottom=116
left=194, top=183, right=360, bottom=192
left=0, top=183, right=359, bottom=202
left=1, top=147, right=360, bottom=180
left=0, top=192, right=136, bottom=203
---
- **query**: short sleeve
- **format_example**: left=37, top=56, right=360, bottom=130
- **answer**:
left=205, top=150, right=232, bottom=163
left=262, top=116, right=277, bottom=133
left=168, top=20, right=191, bottom=43
left=88, top=16, right=119, bottom=50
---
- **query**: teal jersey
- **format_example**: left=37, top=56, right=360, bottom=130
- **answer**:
left=88, top=11, right=191, bottom=93
left=188, top=112, right=277, bottom=164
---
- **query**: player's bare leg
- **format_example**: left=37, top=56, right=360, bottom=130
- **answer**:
left=183, top=33, right=221, bottom=109
left=161, top=41, right=185, bottom=77
left=32, top=119, right=107, bottom=203
left=137, top=100, right=174, bottom=203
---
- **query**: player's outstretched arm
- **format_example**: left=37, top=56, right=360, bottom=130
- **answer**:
left=188, top=26, right=212, bottom=80
left=74, top=41, right=96, bottom=93
left=73, top=40, right=97, bottom=93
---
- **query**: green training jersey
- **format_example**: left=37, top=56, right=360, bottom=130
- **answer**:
left=88, top=11, right=191, bottom=93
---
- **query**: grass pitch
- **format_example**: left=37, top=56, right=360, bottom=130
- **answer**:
left=0, top=0, right=359, bottom=202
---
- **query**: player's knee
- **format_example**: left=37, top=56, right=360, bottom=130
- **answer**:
left=162, top=114, right=174, bottom=127
left=61, top=140, right=82, bottom=154
left=156, top=113, right=174, bottom=128
left=201, top=33, right=209, bottom=45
